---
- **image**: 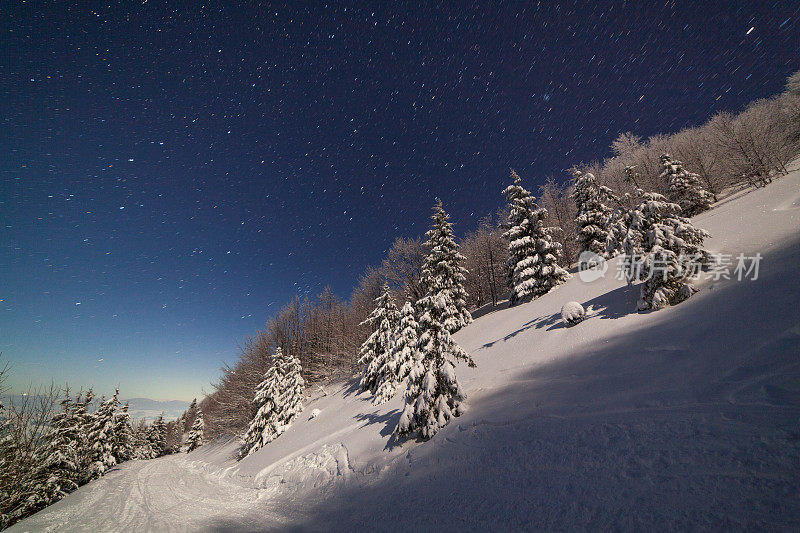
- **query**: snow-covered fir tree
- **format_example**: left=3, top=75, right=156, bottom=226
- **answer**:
left=184, top=398, right=198, bottom=433
left=605, top=166, right=639, bottom=257
left=0, top=400, right=11, bottom=528
left=396, top=201, right=475, bottom=440
left=148, top=413, right=167, bottom=458
left=623, top=185, right=710, bottom=310
left=660, top=153, right=714, bottom=216
left=503, top=170, right=570, bottom=304
left=186, top=408, right=204, bottom=452
left=419, top=199, right=472, bottom=332
left=112, top=402, right=134, bottom=463
left=33, top=392, right=80, bottom=506
left=131, top=422, right=155, bottom=460
left=358, top=283, right=400, bottom=394
left=372, top=301, right=420, bottom=405
left=239, top=347, right=305, bottom=458
left=570, top=168, right=615, bottom=257
left=73, top=389, right=95, bottom=484
left=87, top=391, right=118, bottom=478
left=604, top=194, right=633, bottom=257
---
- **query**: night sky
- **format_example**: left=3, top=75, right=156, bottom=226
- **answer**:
left=2, top=1, right=798, bottom=401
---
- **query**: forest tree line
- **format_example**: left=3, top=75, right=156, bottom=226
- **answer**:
left=200, top=72, right=800, bottom=440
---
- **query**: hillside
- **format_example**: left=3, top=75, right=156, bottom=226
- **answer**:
left=11, top=165, right=800, bottom=531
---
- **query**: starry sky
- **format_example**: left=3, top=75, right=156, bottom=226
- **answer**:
left=2, top=1, right=798, bottom=401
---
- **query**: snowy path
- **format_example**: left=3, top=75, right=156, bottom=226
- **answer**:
left=11, top=165, right=800, bottom=531
left=7, top=456, right=274, bottom=532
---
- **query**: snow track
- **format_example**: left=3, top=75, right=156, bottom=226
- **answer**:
left=7, top=457, right=273, bottom=532
left=11, top=165, right=800, bottom=531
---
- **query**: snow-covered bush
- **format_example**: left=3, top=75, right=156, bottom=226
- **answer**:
left=561, top=302, right=586, bottom=326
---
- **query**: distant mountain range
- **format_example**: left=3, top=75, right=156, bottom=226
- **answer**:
left=2, top=395, right=189, bottom=423
left=123, top=398, right=190, bottom=422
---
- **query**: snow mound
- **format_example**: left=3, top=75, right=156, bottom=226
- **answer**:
left=561, top=301, right=586, bottom=326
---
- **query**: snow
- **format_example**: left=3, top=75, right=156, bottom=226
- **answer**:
left=10, top=163, right=800, bottom=531
left=560, top=301, right=586, bottom=326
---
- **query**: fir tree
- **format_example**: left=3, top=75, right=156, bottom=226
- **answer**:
left=240, top=348, right=305, bottom=458
left=570, top=169, right=615, bottom=257
left=503, top=170, right=570, bottom=304
left=623, top=186, right=710, bottom=310
left=186, top=408, right=204, bottom=452
left=661, top=153, right=714, bottom=216
left=419, top=199, right=472, bottom=332
left=358, top=283, right=400, bottom=394
left=396, top=201, right=475, bottom=440
left=88, top=391, right=118, bottom=478
left=373, top=301, right=420, bottom=405
left=112, top=402, right=134, bottom=463
left=184, top=398, right=198, bottom=433
left=148, top=413, right=167, bottom=458
left=605, top=166, right=639, bottom=257
left=33, top=392, right=80, bottom=506
left=131, top=422, right=155, bottom=460
left=73, top=389, right=95, bottom=484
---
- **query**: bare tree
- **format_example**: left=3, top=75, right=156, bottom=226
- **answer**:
left=460, top=215, right=508, bottom=309
left=670, top=126, right=728, bottom=201
left=380, top=237, right=428, bottom=302
left=539, top=177, right=579, bottom=266
left=0, top=380, right=61, bottom=523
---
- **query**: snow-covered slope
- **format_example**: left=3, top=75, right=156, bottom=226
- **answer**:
left=11, top=166, right=800, bottom=532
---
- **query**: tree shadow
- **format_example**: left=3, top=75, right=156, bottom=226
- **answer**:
left=580, top=282, right=640, bottom=321
left=354, top=409, right=401, bottom=442
left=470, top=298, right=510, bottom=320
left=480, top=283, right=641, bottom=348
left=340, top=378, right=364, bottom=399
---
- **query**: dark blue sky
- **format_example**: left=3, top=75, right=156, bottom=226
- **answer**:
left=2, top=1, right=798, bottom=400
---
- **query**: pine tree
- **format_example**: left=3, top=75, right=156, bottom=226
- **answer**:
left=661, top=153, right=714, bottom=216
left=112, top=402, right=134, bottom=463
left=396, top=201, right=475, bottom=440
left=33, top=392, right=80, bottom=506
left=186, top=408, right=204, bottom=452
left=73, top=389, right=95, bottom=484
left=184, top=398, right=198, bottom=433
left=570, top=169, right=615, bottom=257
left=131, top=421, right=155, bottom=460
left=623, top=186, right=710, bottom=310
left=605, top=166, right=639, bottom=257
left=373, top=301, right=420, bottom=405
left=0, top=399, right=10, bottom=528
left=503, top=170, right=570, bottom=304
left=148, top=413, right=167, bottom=458
left=358, top=283, right=400, bottom=394
left=240, top=348, right=305, bottom=458
left=88, top=391, right=118, bottom=478
left=419, top=199, right=472, bottom=332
